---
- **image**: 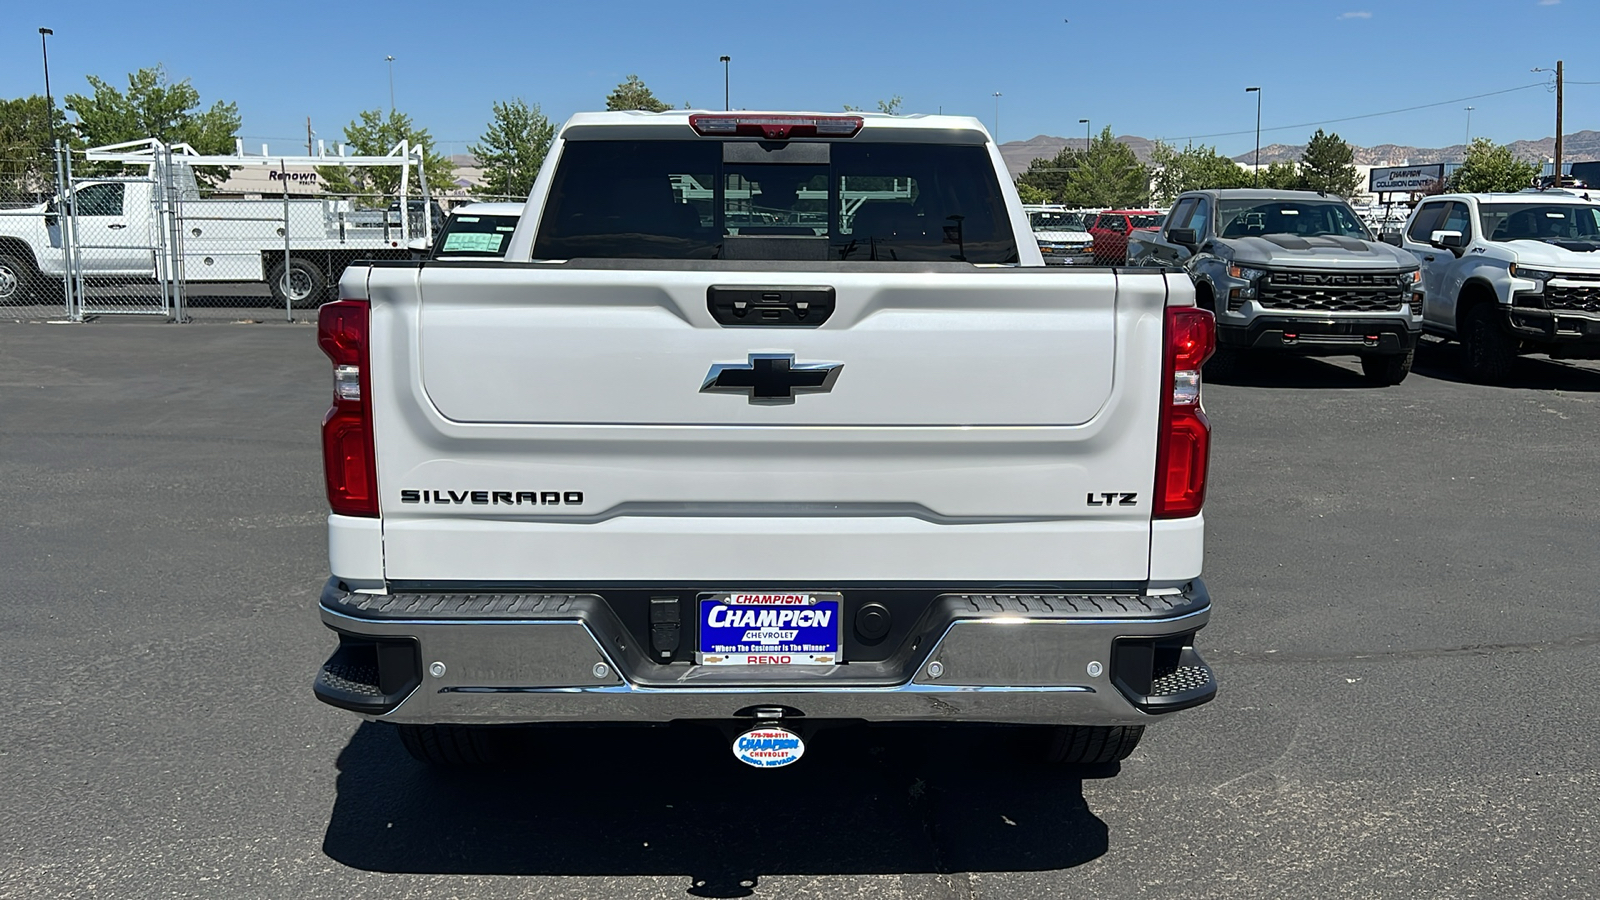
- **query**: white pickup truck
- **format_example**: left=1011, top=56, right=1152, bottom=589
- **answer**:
left=312, top=111, right=1219, bottom=769
left=1399, top=190, right=1600, bottom=381
left=0, top=167, right=425, bottom=307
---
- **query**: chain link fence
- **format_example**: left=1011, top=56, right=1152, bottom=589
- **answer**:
left=64, top=147, right=179, bottom=319
left=2, top=142, right=442, bottom=323
left=0, top=153, right=71, bottom=320
left=177, top=182, right=438, bottom=323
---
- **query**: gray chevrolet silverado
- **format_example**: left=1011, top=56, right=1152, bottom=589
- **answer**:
left=1130, top=189, right=1422, bottom=384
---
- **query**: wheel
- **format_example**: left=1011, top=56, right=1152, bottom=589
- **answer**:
left=1044, top=725, right=1145, bottom=765
left=1360, top=348, right=1413, bottom=386
left=1460, top=303, right=1518, bottom=384
left=267, top=258, right=326, bottom=309
left=395, top=723, right=510, bottom=766
left=0, top=251, right=59, bottom=306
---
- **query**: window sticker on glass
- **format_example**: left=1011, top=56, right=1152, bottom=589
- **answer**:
left=456, top=216, right=480, bottom=223
left=441, top=232, right=505, bottom=253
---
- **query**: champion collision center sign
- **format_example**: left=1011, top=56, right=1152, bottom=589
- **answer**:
left=1369, top=164, right=1446, bottom=193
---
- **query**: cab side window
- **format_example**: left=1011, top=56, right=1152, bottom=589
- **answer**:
left=1439, top=202, right=1473, bottom=240
left=1406, top=202, right=1445, bottom=243
left=1188, top=198, right=1212, bottom=240
left=74, top=183, right=125, bottom=217
left=1167, top=198, right=1197, bottom=234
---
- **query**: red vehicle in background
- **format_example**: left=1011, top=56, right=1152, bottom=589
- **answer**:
left=1090, top=209, right=1166, bottom=264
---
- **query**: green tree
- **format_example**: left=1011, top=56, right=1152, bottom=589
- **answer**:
left=842, top=97, right=902, bottom=113
left=1149, top=141, right=1252, bottom=204
left=1254, top=160, right=1303, bottom=191
left=0, top=95, right=72, bottom=197
left=1062, top=126, right=1148, bottom=208
left=317, top=109, right=455, bottom=203
left=606, top=75, right=671, bottom=112
left=469, top=99, right=556, bottom=199
left=66, top=65, right=239, bottom=153
left=1017, top=144, right=1084, bottom=204
left=1015, top=181, right=1051, bottom=205
left=65, top=65, right=241, bottom=187
left=1448, top=137, right=1540, bottom=193
left=1298, top=128, right=1360, bottom=197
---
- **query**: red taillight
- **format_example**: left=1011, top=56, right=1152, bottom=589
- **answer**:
left=1154, top=306, right=1216, bottom=519
left=688, top=114, right=863, bottom=140
left=318, top=300, right=377, bottom=517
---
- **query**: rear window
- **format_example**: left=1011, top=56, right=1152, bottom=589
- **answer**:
left=1129, top=214, right=1165, bottom=229
left=433, top=213, right=520, bottom=258
left=532, top=140, right=1018, bottom=262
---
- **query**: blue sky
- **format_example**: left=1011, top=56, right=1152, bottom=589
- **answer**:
left=0, top=0, right=1592, bottom=159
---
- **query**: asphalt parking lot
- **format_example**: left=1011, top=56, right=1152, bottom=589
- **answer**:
left=2, top=321, right=1598, bottom=899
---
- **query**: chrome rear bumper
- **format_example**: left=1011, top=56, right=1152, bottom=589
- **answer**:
left=314, top=579, right=1215, bottom=727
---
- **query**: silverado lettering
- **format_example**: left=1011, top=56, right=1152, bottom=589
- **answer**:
left=399, top=489, right=583, bottom=505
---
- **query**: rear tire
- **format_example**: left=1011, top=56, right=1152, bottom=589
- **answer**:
left=396, top=723, right=510, bottom=767
left=1460, top=303, right=1518, bottom=384
left=1360, top=348, right=1413, bottom=386
left=267, top=258, right=327, bottom=309
left=1044, top=725, right=1145, bottom=765
left=0, top=251, right=53, bottom=306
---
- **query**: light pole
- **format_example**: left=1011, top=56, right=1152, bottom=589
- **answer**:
left=1246, top=86, right=1261, bottom=187
left=1533, top=62, right=1565, bottom=186
left=992, top=92, right=1001, bottom=143
left=1079, top=118, right=1090, bottom=153
left=385, top=55, right=396, bottom=115
left=1464, top=106, right=1475, bottom=146
left=39, top=28, right=57, bottom=167
left=720, top=56, right=730, bottom=111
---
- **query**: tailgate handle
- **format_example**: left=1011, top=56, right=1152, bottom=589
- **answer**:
left=707, top=285, right=836, bottom=328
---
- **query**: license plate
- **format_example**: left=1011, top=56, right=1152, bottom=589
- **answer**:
left=696, top=592, right=843, bottom=666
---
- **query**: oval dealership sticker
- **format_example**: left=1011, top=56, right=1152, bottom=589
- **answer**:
left=733, top=727, right=805, bottom=768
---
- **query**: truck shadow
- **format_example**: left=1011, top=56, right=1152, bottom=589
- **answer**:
left=321, top=721, right=1110, bottom=895
left=1204, top=341, right=1600, bottom=392
left=1411, top=339, right=1600, bottom=392
left=1204, top=352, right=1371, bottom=389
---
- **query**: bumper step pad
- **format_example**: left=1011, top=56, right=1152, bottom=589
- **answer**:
left=327, top=591, right=592, bottom=619
left=1150, top=662, right=1214, bottom=698
left=316, top=662, right=383, bottom=699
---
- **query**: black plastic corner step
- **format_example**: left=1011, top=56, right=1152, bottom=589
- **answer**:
left=1131, top=647, right=1216, bottom=713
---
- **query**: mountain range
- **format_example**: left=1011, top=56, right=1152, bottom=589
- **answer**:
left=997, top=131, right=1600, bottom=176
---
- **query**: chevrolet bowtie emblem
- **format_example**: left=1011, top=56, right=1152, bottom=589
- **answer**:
left=701, top=354, right=843, bottom=405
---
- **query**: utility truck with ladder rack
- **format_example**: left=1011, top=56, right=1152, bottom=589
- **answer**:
left=0, top=138, right=435, bottom=310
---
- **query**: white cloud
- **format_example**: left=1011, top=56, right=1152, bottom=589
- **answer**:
left=1338, top=10, right=1373, bottom=18
left=1539, top=0, right=1560, bottom=6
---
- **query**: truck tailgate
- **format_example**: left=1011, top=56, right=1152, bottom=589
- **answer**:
left=417, top=268, right=1115, bottom=426
left=366, top=264, right=1173, bottom=584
